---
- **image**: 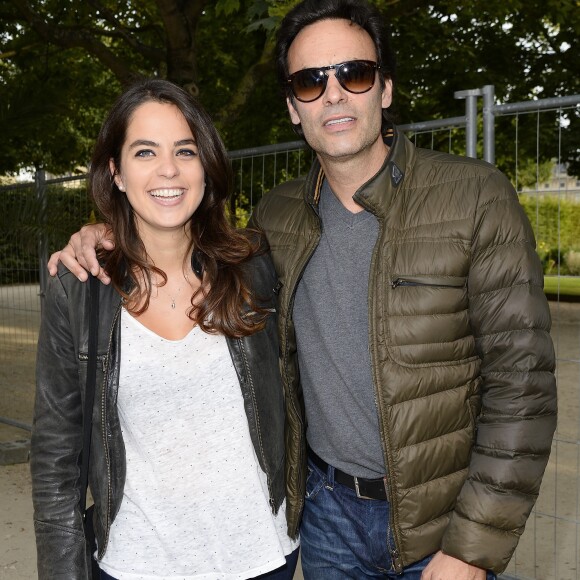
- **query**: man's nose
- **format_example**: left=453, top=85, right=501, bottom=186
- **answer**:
left=322, top=72, right=347, bottom=105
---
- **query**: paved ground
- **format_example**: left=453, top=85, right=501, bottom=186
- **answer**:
left=0, top=463, right=36, bottom=580
left=1, top=286, right=578, bottom=579
left=0, top=284, right=38, bottom=444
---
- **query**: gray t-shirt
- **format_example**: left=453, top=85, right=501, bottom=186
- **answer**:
left=293, top=180, right=386, bottom=478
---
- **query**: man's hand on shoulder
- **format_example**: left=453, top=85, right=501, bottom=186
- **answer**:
left=421, top=551, right=487, bottom=580
left=47, top=223, right=114, bottom=284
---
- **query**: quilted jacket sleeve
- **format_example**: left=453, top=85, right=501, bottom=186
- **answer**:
left=31, top=272, right=90, bottom=579
left=441, top=169, right=557, bottom=573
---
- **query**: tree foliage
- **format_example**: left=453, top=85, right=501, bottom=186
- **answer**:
left=0, top=0, right=285, bottom=173
left=390, top=0, right=580, bottom=180
left=0, top=0, right=578, bottom=176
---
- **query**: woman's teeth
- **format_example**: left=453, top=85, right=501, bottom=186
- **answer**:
left=149, top=189, right=183, bottom=198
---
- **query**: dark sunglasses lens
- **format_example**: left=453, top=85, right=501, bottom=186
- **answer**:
left=290, top=61, right=377, bottom=102
left=339, top=61, right=376, bottom=93
left=291, top=69, right=327, bottom=102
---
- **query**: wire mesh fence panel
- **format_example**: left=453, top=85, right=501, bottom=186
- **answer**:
left=0, top=182, right=42, bottom=439
left=1, top=92, right=579, bottom=579
left=0, top=175, right=93, bottom=440
left=229, top=144, right=314, bottom=226
left=406, top=125, right=468, bottom=157
left=496, top=103, right=580, bottom=580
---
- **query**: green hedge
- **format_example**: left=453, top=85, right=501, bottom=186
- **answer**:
left=1, top=186, right=579, bottom=285
left=544, top=275, right=580, bottom=298
left=519, top=194, right=580, bottom=275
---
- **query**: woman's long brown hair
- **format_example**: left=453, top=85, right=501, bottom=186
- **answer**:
left=89, top=79, right=266, bottom=337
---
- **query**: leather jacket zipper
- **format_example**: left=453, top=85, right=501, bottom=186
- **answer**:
left=236, top=336, right=276, bottom=508
left=98, top=302, right=123, bottom=559
left=78, top=353, right=107, bottom=372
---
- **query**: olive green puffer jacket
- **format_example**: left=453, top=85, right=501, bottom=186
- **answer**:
left=249, top=125, right=556, bottom=574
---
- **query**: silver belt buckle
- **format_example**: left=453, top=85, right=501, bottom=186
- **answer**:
left=354, top=476, right=374, bottom=500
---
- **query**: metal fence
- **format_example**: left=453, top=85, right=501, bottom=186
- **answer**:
left=1, top=86, right=580, bottom=579
left=488, top=92, right=580, bottom=580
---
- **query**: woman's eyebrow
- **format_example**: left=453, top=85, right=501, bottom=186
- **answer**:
left=175, top=138, right=196, bottom=146
left=127, top=138, right=196, bottom=149
left=128, top=139, right=158, bottom=149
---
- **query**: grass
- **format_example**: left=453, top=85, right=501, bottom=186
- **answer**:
left=544, top=275, right=580, bottom=298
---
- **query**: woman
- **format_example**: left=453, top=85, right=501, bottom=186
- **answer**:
left=31, top=79, right=299, bottom=580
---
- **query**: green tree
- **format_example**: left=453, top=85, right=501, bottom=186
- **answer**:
left=1, top=0, right=578, bottom=177
left=0, top=0, right=283, bottom=172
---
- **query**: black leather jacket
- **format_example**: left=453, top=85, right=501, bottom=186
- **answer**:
left=31, top=252, right=287, bottom=579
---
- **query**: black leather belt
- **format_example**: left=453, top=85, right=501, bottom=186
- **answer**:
left=308, top=448, right=388, bottom=500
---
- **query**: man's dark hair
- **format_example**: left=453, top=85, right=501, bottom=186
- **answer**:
left=275, top=0, right=396, bottom=135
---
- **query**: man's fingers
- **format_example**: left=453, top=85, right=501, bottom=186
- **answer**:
left=46, top=223, right=114, bottom=283
left=95, top=268, right=111, bottom=285
left=58, top=244, right=111, bottom=284
left=47, top=251, right=62, bottom=277
left=79, top=241, right=102, bottom=276
left=100, top=238, right=115, bottom=251
left=58, top=243, right=88, bottom=282
left=75, top=240, right=111, bottom=285
left=48, top=244, right=90, bottom=282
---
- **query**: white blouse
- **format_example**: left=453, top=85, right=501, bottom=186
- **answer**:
left=98, top=308, right=297, bottom=580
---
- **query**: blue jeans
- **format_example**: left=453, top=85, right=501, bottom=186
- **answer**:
left=99, top=548, right=299, bottom=580
left=300, top=457, right=497, bottom=579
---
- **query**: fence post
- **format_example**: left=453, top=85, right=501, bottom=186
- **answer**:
left=454, top=88, right=482, bottom=158
left=36, top=169, right=48, bottom=310
left=482, top=85, right=496, bottom=165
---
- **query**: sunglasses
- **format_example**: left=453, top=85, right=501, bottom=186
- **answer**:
left=287, top=60, right=380, bottom=103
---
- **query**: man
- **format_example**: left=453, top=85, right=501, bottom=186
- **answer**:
left=52, top=1, right=556, bottom=578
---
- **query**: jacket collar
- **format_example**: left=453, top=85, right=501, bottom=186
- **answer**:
left=303, top=121, right=412, bottom=218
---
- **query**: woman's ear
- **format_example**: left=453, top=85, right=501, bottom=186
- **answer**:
left=109, top=158, right=125, bottom=192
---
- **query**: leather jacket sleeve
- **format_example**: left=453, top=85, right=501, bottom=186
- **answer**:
left=31, top=271, right=90, bottom=579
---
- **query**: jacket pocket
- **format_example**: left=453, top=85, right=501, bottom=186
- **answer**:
left=391, top=275, right=467, bottom=289
left=387, top=274, right=475, bottom=367
left=305, top=464, right=325, bottom=501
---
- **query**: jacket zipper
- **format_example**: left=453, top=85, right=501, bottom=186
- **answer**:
left=391, top=276, right=467, bottom=289
left=376, top=281, right=404, bottom=573
left=78, top=353, right=107, bottom=372
left=356, top=203, right=404, bottom=573
left=236, top=337, right=276, bottom=509
left=98, top=302, right=123, bottom=559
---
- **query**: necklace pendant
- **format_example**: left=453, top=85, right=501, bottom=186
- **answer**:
left=171, top=299, right=176, bottom=309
